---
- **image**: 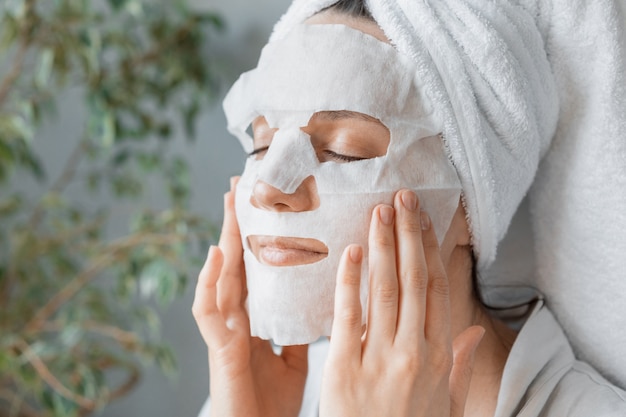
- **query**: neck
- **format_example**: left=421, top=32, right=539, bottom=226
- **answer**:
left=446, top=246, right=518, bottom=416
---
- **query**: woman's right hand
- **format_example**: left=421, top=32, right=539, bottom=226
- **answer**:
left=192, top=177, right=309, bottom=417
left=319, top=190, right=484, bottom=417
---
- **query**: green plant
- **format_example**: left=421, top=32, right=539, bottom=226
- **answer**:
left=0, top=0, right=221, bottom=416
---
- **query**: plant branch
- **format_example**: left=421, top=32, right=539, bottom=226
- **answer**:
left=15, top=339, right=97, bottom=410
left=25, top=233, right=184, bottom=332
left=41, top=320, right=140, bottom=348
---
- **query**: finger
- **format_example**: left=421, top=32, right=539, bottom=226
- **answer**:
left=366, top=204, right=399, bottom=349
left=422, top=210, right=452, bottom=347
left=449, top=326, right=485, bottom=417
left=191, top=246, right=231, bottom=347
left=217, top=177, right=245, bottom=311
left=394, top=190, right=428, bottom=345
left=329, top=245, right=364, bottom=363
left=281, top=344, right=309, bottom=375
left=218, top=176, right=242, bottom=248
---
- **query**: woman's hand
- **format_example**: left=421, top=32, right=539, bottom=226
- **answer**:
left=319, top=189, right=485, bottom=417
left=192, top=177, right=309, bottom=417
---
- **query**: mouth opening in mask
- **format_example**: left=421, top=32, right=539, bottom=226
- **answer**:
left=247, top=235, right=329, bottom=267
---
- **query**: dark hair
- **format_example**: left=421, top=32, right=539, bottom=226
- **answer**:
left=322, top=0, right=374, bottom=21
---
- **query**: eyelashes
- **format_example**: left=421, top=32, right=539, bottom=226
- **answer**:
left=248, top=146, right=269, bottom=158
left=248, top=145, right=365, bottom=163
left=322, top=150, right=366, bottom=162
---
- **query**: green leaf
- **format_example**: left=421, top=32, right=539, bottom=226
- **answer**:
left=155, top=345, right=177, bottom=377
left=111, top=173, right=142, bottom=198
left=59, top=325, right=83, bottom=348
left=134, top=306, right=160, bottom=336
left=0, top=15, right=19, bottom=49
left=195, top=13, right=225, bottom=30
left=183, top=99, right=199, bottom=138
left=51, top=390, right=79, bottom=417
left=107, top=0, right=128, bottom=11
left=112, top=148, right=130, bottom=166
left=79, top=28, right=102, bottom=74
left=36, top=49, right=55, bottom=88
left=137, top=151, right=160, bottom=172
left=1, top=114, right=35, bottom=142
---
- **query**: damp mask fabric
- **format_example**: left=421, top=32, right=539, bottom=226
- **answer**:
left=223, top=24, right=462, bottom=346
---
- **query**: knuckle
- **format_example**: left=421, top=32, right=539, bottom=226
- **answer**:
left=341, top=271, right=361, bottom=287
left=403, top=266, right=428, bottom=292
left=394, top=351, right=424, bottom=376
left=338, top=308, right=362, bottom=328
left=373, top=282, right=398, bottom=305
left=373, top=233, right=395, bottom=249
left=399, top=216, right=422, bottom=234
left=429, top=273, right=450, bottom=297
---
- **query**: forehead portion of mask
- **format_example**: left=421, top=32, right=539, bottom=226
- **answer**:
left=223, top=24, right=462, bottom=346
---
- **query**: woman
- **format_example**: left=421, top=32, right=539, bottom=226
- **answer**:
left=193, top=1, right=626, bottom=416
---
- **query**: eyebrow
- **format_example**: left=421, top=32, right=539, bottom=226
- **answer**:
left=313, top=110, right=382, bottom=123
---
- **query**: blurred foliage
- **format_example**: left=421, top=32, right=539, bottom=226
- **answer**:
left=0, top=0, right=222, bottom=415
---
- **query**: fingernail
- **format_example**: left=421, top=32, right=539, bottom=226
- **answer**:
left=379, top=205, right=394, bottom=225
left=349, top=245, right=363, bottom=263
left=420, top=210, right=431, bottom=230
left=230, top=176, right=237, bottom=190
left=401, top=190, right=417, bottom=211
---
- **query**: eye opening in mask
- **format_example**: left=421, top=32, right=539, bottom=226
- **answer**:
left=249, top=111, right=390, bottom=163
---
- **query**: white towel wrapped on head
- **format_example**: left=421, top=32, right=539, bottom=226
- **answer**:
left=273, top=0, right=559, bottom=270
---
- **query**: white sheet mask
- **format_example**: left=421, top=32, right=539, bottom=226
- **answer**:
left=223, top=24, right=462, bottom=345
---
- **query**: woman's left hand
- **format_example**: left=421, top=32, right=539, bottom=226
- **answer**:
left=319, top=189, right=485, bottom=417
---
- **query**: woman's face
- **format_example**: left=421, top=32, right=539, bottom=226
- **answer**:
left=222, top=13, right=464, bottom=344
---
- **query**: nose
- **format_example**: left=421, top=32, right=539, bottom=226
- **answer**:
left=251, top=175, right=319, bottom=212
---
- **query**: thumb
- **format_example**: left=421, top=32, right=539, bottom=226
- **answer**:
left=449, top=326, right=485, bottom=417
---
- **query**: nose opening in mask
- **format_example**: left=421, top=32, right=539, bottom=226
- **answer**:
left=257, top=127, right=320, bottom=194
left=249, top=175, right=320, bottom=212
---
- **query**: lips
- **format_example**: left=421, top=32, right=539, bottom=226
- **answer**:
left=247, top=235, right=329, bottom=267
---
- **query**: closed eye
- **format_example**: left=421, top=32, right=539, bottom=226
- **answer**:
left=248, top=146, right=269, bottom=159
left=248, top=146, right=365, bottom=163
left=323, top=150, right=366, bottom=163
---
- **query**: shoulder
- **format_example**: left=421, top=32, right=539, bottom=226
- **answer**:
left=496, top=300, right=626, bottom=417
left=540, top=360, right=626, bottom=417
